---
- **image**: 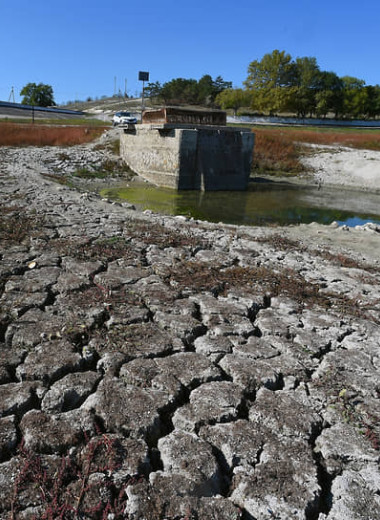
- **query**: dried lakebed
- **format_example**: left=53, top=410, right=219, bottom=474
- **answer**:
left=1, top=143, right=380, bottom=519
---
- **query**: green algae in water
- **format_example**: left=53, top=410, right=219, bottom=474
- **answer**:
left=106, top=186, right=180, bottom=214
left=100, top=182, right=380, bottom=227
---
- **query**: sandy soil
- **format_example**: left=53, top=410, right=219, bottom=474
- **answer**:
left=301, top=144, right=380, bottom=192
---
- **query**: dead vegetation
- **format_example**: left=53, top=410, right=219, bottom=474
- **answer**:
left=10, top=434, right=143, bottom=520
left=256, top=233, right=380, bottom=274
left=252, top=129, right=306, bottom=175
left=0, top=206, right=45, bottom=245
left=0, top=123, right=107, bottom=147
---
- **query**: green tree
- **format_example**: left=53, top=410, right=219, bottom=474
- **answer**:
left=244, top=50, right=297, bottom=114
left=160, top=78, right=198, bottom=105
left=315, top=90, right=336, bottom=118
left=145, top=81, right=163, bottom=100
left=212, top=76, right=233, bottom=97
left=20, top=82, right=55, bottom=107
left=215, top=88, right=252, bottom=115
left=341, top=76, right=366, bottom=90
left=364, top=85, right=380, bottom=118
left=341, top=76, right=367, bottom=118
left=315, top=72, right=343, bottom=118
left=150, top=75, right=232, bottom=106
left=245, top=50, right=296, bottom=90
left=196, top=75, right=232, bottom=105
left=292, top=57, right=321, bottom=117
left=197, top=74, right=215, bottom=104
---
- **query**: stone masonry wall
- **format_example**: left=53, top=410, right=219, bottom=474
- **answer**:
left=120, top=124, right=254, bottom=190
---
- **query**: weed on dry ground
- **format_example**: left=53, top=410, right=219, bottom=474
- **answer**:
left=10, top=433, right=144, bottom=520
left=163, top=258, right=378, bottom=323
left=121, top=220, right=212, bottom=250
left=51, top=236, right=138, bottom=264
left=0, top=206, right=45, bottom=245
left=313, top=372, right=380, bottom=453
left=93, top=139, right=120, bottom=155
left=256, top=233, right=380, bottom=274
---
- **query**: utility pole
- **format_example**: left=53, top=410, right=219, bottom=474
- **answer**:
left=8, top=87, right=15, bottom=103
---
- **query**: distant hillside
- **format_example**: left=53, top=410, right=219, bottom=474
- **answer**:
left=61, top=97, right=151, bottom=115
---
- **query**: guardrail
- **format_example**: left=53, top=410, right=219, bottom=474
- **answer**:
left=0, top=100, right=85, bottom=116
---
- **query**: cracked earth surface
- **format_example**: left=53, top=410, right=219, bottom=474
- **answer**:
left=0, top=139, right=380, bottom=519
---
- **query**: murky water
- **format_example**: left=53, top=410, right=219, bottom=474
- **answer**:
left=100, top=179, right=380, bottom=227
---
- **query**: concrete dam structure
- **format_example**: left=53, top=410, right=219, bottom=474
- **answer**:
left=120, top=107, right=255, bottom=190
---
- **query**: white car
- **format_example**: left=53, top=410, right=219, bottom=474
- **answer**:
left=112, top=111, right=137, bottom=126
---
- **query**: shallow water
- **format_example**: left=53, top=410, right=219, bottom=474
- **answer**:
left=100, top=180, right=380, bottom=227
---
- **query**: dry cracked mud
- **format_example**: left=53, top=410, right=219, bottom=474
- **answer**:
left=0, top=137, right=380, bottom=519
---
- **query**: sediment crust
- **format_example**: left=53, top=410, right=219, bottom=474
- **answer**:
left=1, top=137, right=380, bottom=519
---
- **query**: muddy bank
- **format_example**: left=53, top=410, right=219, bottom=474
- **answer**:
left=0, top=139, right=380, bottom=519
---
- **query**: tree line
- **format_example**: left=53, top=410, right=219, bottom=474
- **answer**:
left=239, top=49, right=380, bottom=119
left=146, top=50, right=380, bottom=120
left=145, top=75, right=232, bottom=106
left=18, top=51, right=380, bottom=120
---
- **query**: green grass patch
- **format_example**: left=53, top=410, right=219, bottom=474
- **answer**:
left=73, top=167, right=112, bottom=179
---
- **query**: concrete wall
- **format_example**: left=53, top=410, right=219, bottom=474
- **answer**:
left=228, top=114, right=380, bottom=128
left=120, top=124, right=254, bottom=191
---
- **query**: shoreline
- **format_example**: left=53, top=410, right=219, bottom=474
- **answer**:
left=252, top=144, right=380, bottom=194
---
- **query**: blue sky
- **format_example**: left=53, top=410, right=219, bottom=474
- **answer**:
left=1, top=0, right=380, bottom=104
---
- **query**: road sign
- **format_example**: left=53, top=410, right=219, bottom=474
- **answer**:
left=139, top=71, right=149, bottom=82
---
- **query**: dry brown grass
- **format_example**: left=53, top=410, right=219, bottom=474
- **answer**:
left=271, top=126, right=380, bottom=150
left=0, top=123, right=107, bottom=146
left=252, top=129, right=305, bottom=175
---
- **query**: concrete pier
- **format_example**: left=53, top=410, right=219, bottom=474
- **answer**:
left=119, top=108, right=255, bottom=190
